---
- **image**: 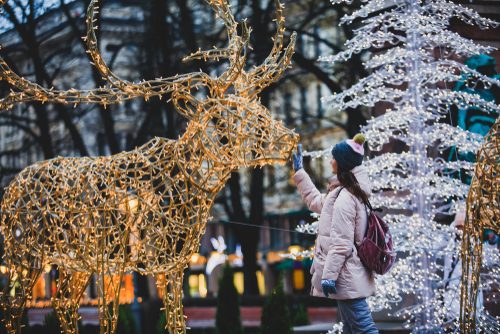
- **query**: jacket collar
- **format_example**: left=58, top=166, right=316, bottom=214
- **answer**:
left=327, top=175, right=340, bottom=192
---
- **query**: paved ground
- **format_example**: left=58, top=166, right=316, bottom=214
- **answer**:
left=29, top=306, right=410, bottom=333
left=294, top=322, right=411, bottom=333
left=29, top=306, right=337, bottom=327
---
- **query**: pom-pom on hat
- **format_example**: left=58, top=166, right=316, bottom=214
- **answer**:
left=331, top=133, right=366, bottom=171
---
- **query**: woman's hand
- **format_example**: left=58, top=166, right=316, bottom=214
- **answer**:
left=321, top=279, right=337, bottom=297
left=292, top=144, right=303, bottom=172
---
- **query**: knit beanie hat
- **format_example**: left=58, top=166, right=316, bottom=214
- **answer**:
left=331, top=134, right=366, bottom=171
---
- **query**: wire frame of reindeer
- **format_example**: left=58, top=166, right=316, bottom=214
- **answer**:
left=460, top=117, right=499, bottom=334
left=0, top=0, right=299, bottom=333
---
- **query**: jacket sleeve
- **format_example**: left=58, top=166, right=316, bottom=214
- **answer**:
left=293, top=169, right=326, bottom=214
left=322, top=192, right=356, bottom=281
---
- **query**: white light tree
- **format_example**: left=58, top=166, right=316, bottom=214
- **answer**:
left=289, top=0, right=500, bottom=332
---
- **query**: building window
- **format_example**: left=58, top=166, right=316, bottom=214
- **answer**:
left=102, top=274, right=135, bottom=304
left=314, top=27, right=321, bottom=59
left=267, top=165, right=276, bottom=189
left=126, top=133, right=134, bottom=150
left=32, top=275, right=46, bottom=301
left=300, top=86, right=308, bottom=124
left=188, top=273, right=208, bottom=298
left=233, top=271, right=244, bottom=295
left=270, top=217, right=283, bottom=249
left=317, top=84, right=323, bottom=118
left=293, top=268, right=305, bottom=291
left=283, top=92, right=293, bottom=126
left=6, top=124, right=15, bottom=138
left=97, top=133, right=106, bottom=155
left=125, top=100, right=134, bottom=116
left=257, top=270, right=265, bottom=296
left=296, top=33, right=304, bottom=55
left=25, top=62, right=32, bottom=72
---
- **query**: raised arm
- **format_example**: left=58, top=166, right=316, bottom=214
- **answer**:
left=293, top=169, right=327, bottom=214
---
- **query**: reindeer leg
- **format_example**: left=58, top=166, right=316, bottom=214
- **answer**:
left=52, top=270, right=91, bottom=334
left=0, top=258, right=42, bottom=334
left=95, top=266, right=126, bottom=334
left=157, top=270, right=187, bottom=334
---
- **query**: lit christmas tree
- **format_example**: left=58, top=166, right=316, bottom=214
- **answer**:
left=293, top=0, right=500, bottom=332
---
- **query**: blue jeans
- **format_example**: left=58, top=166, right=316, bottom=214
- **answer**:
left=337, top=298, right=379, bottom=334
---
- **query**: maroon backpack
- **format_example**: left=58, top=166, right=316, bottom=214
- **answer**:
left=356, top=200, right=396, bottom=275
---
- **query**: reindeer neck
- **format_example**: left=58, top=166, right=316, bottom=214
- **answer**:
left=176, top=125, right=235, bottom=195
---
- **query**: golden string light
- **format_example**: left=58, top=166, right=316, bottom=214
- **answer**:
left=460, top=117, right=499, bottom=333
left=0, top=0, right=298, bottom=333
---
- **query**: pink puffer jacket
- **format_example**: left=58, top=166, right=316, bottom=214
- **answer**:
left=294, top=167, right=376, bottom=300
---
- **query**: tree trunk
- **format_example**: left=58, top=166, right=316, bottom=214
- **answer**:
left=228, top=171, right=261, bottom=295
left=33, top=104, right=55, bottom=159
left=22, top=13, right=88, bottom=157
left=61, top=0, right=118, bottom=154
left=225, top=0, right=275, bottom=295
left=27, top=18, right=88, bottom=157
left=90, top=1, right=120, bottom=154
left=54, top=105, right=89, bottom=156
left=134, top=0, right=176, bottom=144
left=341, top=6, right=368, bottom=136
left=246, top=167, right=264, bottom=294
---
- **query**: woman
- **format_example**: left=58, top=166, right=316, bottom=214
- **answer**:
left=292, top=134, right=378, bottom=334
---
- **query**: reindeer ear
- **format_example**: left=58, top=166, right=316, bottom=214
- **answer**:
left=171, top=91, right=201, bottom=120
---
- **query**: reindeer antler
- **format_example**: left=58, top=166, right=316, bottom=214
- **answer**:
left=183, top=0, right=245, bottom=62
left=0, top=0, right=295, bottom=113
left=85, top=0, right=263, bottom=99
left=84, top=0, right=214, bottom=97
left=184, top=0, right=296, bottom=98
left=245, top=0, right=296, bottom=98
left=182, top=0, right=250, bottom=92
left=0, top=0, right=245, bottom=112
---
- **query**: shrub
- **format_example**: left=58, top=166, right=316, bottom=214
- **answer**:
left=116, top=304, right=137, bottom=334
left=155, top=312, right=167, bottom=334
left=215, top=264, right=243, bottom=334
left=292, top=304, right=309, bottom=326
left=43, top=310, right=60, bottom=334
left=260, top=278, right=292, bottom=334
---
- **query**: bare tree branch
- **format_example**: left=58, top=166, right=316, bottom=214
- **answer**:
left=292, top=52, right=341, bottom=92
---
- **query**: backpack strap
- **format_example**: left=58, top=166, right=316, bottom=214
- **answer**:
left=363, top=198, right=383, bottom=213
left=364, top=199, right=373, bottom=212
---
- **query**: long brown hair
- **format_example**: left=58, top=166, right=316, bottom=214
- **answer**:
left=337, top=168, right=369, bottom=204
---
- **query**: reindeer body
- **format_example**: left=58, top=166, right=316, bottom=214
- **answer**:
left=1, top=136, right=221, bottom=275
left=0, top=136, right=228, bottom=334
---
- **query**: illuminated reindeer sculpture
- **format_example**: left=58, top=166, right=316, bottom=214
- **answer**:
left=460, top=117, right=499, bottom=333
left=0, top=0, right=298, bottom=333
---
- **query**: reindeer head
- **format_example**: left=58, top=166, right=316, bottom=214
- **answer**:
left=211, top=98, right=298, bottom=168
left=173, top=94, right=298, bottom=168
left=170, top=0, right=299, bottom=167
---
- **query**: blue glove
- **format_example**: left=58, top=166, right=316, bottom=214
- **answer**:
left=292, top=144, right=303, bottom=172
left=321, top=279, right=337, bottom=297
